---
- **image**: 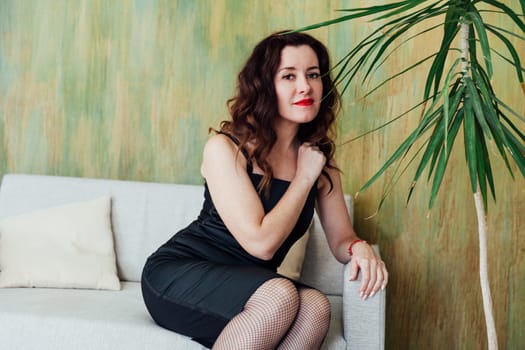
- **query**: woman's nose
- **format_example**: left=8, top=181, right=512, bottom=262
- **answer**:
left=297, top=75, right=311, bottom=94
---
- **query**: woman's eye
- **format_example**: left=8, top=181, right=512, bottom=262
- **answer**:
left=283, top=74, right=295, bottom=80
left=308, top=72, right=321, bottom=79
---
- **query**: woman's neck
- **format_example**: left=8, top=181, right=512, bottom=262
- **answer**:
left=272, top=119, right=299, bottom=153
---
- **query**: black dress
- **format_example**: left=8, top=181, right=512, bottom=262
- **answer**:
left=141, top=135, right=317, bottom=348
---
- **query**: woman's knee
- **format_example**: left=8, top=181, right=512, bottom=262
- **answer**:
left=298, top=288, right=331, bottom=322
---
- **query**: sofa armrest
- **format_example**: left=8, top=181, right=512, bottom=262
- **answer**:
left=342, top=244, right=385, bottom=350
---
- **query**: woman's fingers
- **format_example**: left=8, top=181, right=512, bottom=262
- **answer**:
left=296, top=143, right=326, bottom=182
left=365, top=259, right=378, bottom=297
left=358, top=259, right=370, bottom=299
left=354, top=256, right=388, bottom=300
left=370, top=262, right=384, bottom=297
left=381, top=261, right=389, bottom=290
left=349, top=259, right=359, bottom=281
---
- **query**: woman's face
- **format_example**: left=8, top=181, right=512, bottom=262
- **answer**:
left=273, top=45, right=323, bottom=125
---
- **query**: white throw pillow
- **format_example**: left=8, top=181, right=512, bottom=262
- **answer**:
left=277, top=228, right=310, bottom=281
left=0, top=196, right=120, bottom=290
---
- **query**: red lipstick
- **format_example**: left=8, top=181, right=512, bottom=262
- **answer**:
left=294, top=98, right=314, bottom=106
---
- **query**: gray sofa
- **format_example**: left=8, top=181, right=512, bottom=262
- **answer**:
left=0, top=173, right=385, bottom=349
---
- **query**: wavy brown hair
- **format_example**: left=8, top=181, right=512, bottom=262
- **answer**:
left=219, top=30, right=341, bottom=194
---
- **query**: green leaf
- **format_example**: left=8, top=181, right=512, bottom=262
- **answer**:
left=380, top=134, right=431, bottom=211
left=464, top=77, right=493, bottom=139
left=361, top=92, right=447, bottom=196
left=364, top=53, right=438, bottom=98
left=427, top=78, right=463, bottom=180
left=468, top=22, right=479, bottom=69
left=485, top=23, right=525, bottom=42
left=507, top=130, right=525, bottom=155
left=491, top=48, right=525, bottom=74
left=495, top=96, right=525, bottom=123
left=362, top=3, right=448, bottom=83
left=371, top=22, right=446, bottom=76
left=424, top=7, right=461, bottom=101
left=485, top=25, right=524, bottom=82
left=502, top=127, right=525, bottom=178
left=470, top=67, right=516, bottom=177
left=475, top=126, right=489, bottom=210
left=500, top=113, right=525, bottom=145
left=467, top=9, right=493, bottom=78
left=442, top=59, right=462, bottom=157
left=292, top=13, right=373, bottom=33
left=428, top=134, right=453, bottom=209
left=478, top=128, right=497, bottom=202
left=481, top=0, right=525, bottom=33
left=335, top=1, right=413, bottom=14
left=464, top=96, right=478, bottom=193
left=341, top=97, right=433, bottom=144
left=359, top=129, right=420, bottom=193
left=293, top=0, right=413, bottom=33
left=410, top=104, right=463, bottom=206
left=359, top=103, right=443, bottom=193
left=350, top=5, right=432, bottom=84
left=369, top=0, right=431, bottom=22
left=408, top=116, right=446, bottom=202
left=427, top=97, right=465, bottom=208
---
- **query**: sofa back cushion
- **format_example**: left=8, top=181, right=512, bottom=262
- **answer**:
left=0, top=174, right=352, bottom=291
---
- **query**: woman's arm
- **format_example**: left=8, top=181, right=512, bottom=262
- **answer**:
left=201, top=134, right=325, bottom=261
left=316, top=162, right=388, bottom=299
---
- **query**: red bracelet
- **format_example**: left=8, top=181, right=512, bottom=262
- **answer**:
left=348, top=239, right=367, bottom=256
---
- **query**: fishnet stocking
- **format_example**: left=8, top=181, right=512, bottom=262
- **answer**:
left=278, top=287, right=331, bottom=350
left=213, top=278, right=299, bottom=350
left=213, top=279, right=331, bottom=350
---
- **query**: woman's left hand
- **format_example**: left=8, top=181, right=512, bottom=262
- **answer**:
left=348, top=241, right=388, bottom=300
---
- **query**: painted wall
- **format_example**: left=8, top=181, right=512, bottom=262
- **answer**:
left=1, top=1, right=523, bottom=349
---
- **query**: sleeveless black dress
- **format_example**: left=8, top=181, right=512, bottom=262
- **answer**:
left=141, top=134, right=317, bottom=348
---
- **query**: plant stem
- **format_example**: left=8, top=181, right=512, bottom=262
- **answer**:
left=461, top=21, right=498, bottom=350
left=474, top=183, right=498, bottom=350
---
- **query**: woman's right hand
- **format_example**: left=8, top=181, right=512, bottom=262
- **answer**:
left=295, top=143, right=326, bottom=184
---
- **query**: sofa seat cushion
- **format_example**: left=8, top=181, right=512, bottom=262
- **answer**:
left=0, top=282, right=206, bottom=350
left=0, top=282, right=346, bottom=349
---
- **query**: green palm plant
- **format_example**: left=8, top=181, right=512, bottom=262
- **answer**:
left=298, top=0, right=525, bottom=349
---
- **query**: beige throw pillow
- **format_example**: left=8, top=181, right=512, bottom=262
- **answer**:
left=0, top=196, right=120, bottom=290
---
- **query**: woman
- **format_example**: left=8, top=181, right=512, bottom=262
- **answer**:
left=141, top=31, right=388, bottom=350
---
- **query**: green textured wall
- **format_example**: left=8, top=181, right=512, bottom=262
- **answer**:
left=1, top=1, right=524, bottom=349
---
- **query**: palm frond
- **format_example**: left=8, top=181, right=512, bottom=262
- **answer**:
left=485, top=23, right=525, bottom=41
left=467, top=8, right=493, bottom=77
left=298, top=0, right=525, bottom=210
left=364, top=53, right=439, bottom=98
left=463, top=95, right=478, bottom=193
left=481, top=0, right=525, bottom=32
left=293, top=0, right=412, bottom=33
left=485, top=26, right=524, bottom=82
left=490, top=48, right=525, bottom=74
left=340, top=96, right=436, bottom=145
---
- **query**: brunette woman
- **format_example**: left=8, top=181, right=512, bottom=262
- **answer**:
left=141, top=30, right=388, bottom=350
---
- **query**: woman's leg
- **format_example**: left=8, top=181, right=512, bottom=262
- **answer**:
left=213, top=278, right=299, bottom=350
left=277, top=287, right=331, bottom=350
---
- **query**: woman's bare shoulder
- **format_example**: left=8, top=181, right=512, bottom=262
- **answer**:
left=201, top=133, right=247, bottom=177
